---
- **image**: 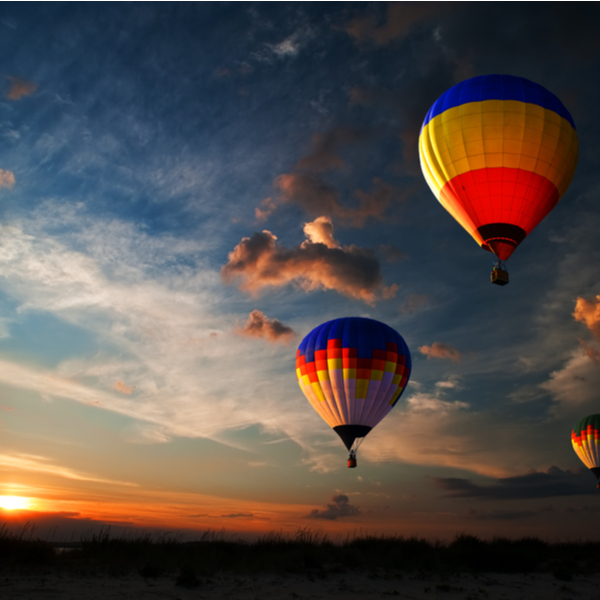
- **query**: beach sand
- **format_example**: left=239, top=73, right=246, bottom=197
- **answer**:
left=2, top=570, right=599, bottom=599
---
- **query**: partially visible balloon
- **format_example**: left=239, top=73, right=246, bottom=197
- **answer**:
left=419, top=74, right=578, bottom=263
left=296, top=317, right=411, bottom=467
left=571, top=414, right=600, bottom=488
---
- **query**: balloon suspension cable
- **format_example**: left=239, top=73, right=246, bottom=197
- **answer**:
left=347, top=438, right=365, bottom=468
left=492, top=259, right=507, bottom=271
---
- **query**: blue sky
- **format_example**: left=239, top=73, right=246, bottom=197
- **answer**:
left=2, top=2, right=600, bottom=539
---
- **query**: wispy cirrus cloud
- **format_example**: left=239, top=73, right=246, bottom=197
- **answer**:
left=222, top=218, right=397, bottom=304
left=0, top=452, right=138, bottom=487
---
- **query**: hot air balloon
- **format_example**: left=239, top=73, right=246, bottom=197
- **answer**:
left=296, top=317, right=411, bottom=468
left=572, top=414, right=600, bottom=489
left=419, top=74, right=578, bottom=285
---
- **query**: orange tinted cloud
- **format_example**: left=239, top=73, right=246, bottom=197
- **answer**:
left=399, top=294, right=430, bottom=314
left=573, top=295, right=600, bottom=340
left=342, top=3, right=455, bottom=46
left=579, top=339, right=600, bottom=362
left=222, top=219, right=395, bottom=304
left=302, top=215, right=338, bottom=248
left=115, top=380, right=135, bottom=394
left=419, top=342, right=461, bottom=362
left=0, top=169, right=15, bottom=189
left=295, top=127, right=369, bottom=172
left=272, top=173, right=395, bottom=227
left=5, top=76, right=38, bottom=100
left=237, top=310, right=295, bottom=344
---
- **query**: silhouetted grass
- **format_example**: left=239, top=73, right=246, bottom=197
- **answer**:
left=2, top=524, right=600, bottom=579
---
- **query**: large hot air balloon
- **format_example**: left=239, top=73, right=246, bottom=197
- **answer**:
left=419, top=74, right=578, bottom=285
left=572, top=414, right=600, bottom=489
left=296, top=317, right=411, bottom=468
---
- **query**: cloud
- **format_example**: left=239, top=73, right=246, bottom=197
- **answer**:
left=407, top=393, right=468, bottom=413
left=266, top=174, right=396, bottom=228
left=0, top=169, right=15, bottom=189
left=295, top=128, right=370, bottom=172
left=115, top=381, right=135, bottom=394
left=419, top=342, right=462, bottom=362
left=341, top=3, right=456, bottom=46
left=467, top=506, right=553, bottom=521
left=399, top=294, right=430, bottom=314
left=0, top=452, right=138, bottom=487
left=236, top=310, right=295, bottom=344
left=305, top=494, right=361, bottom=520
left=302, top=215, right=339, bottom=248
left=222, top=219, right=396, bottom=304
left=5, top=76, right=37, bottom=100
left=433, top=467, right=595, bottom=500
left=578, top=339, right=600, bottom=362
left=573, top=295, right=600, bottom=340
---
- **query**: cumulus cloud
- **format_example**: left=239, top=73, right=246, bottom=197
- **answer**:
left=306, top=494, right=361, bottom=520
left=237, top=310, right=295, bottom=344
left=434, top=467, right=595, bottom=500
left=302, top=215, right=339, bottom=248
left=0, top=169, right=15, bottom=189
left=573, top=295, right=600, bottom=340
left=5, top=76, right=38, bottom=100
left=222, top=219, right=396, bottom=304
left=419, top=342, right=461, bottom=362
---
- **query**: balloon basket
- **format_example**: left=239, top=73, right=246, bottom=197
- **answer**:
left=491, top=267, right=509, bottom=286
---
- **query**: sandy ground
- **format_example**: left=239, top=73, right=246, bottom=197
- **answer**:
left=2, top=570, right=600, bottom=600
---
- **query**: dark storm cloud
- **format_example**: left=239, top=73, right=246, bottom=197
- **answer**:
left=467, top=506, right=553, bottom=521
left=236, top=310, right=296, bottom=344
left=434, top=467, right=596, bottom=500
left=222, top=221, right=397, bottom=304
left=305, top=494, right=360, bottom=521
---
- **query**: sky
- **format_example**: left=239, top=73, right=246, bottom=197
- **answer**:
left=2, top=2, right=600, bottom=542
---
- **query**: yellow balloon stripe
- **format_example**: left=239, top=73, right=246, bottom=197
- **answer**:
left=419, top=100, right=578, bottom=198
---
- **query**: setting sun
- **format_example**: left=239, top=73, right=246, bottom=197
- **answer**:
left=0, top=496, right=31, bottom=511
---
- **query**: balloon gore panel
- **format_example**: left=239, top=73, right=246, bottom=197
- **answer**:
left=572, top=414, right=600, bottom=471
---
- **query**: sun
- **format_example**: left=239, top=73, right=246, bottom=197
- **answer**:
left=0, top=496, right=31, bottom=510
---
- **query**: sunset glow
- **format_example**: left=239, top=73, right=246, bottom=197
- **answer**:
left=0, top=496, right=31, bottom=511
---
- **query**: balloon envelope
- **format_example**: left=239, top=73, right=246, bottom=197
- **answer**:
left=572, top=414, right=600, bottom=481
left=296, top=317, right=411, bottom=450
left=419, top=74, right=578, bottom=261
